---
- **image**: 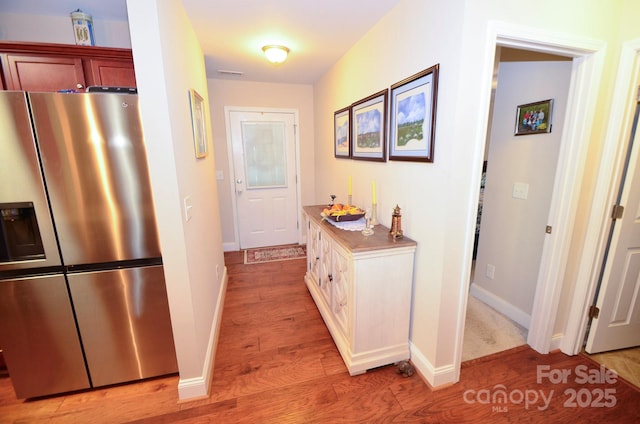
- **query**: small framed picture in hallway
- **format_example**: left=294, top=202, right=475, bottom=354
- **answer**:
left=334, top=106, right=351, bottom=158
left=189, top=88, right=208, bottom=158
left=515, top=98, right=553, bottom=136
left=351, top=89, right=387, bottom=161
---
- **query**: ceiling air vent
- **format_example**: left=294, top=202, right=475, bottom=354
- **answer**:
left=217, top=70, right=244, bottom=76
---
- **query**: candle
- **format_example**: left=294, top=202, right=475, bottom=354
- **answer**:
left=348, top=176, right=352, bottom=196
left=372, top=180, right=377, bottom=204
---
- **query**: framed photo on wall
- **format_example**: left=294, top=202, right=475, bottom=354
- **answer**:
left=389, top=64, right=439, bottom=162
left=514, top=99, right=553, bottom=135
left=334, top=106, right=351, bottom=158
left=351, top=89, right=388, bottom=161
left=189, top=88, right=208, bottom=158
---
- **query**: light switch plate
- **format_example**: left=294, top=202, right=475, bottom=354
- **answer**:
left=183, top=196, right=193, bottom=222
left=512, top=182, right=529, bottom=200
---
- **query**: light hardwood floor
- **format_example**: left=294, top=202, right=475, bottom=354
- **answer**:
left=0, top=250, right=638, bottom=423
left=586, top=346, right=640, bottom=389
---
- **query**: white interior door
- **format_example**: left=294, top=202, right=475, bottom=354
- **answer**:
left=229, top=110, right=298, bottom=249
left=586, top=101, right=640, bottom=353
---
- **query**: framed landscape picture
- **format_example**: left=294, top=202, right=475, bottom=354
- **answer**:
left=189, top=88, right=208, bottom=158
left=515, top=99, right=553, bottom=135
left=389, top=64, right=439, bottom=162
left=334, top=106, right=351, bottom=158
left=350, top=89, right=388, bottom=162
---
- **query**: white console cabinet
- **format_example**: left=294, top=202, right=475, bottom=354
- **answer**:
left=303, top=205, right=416, bottom=375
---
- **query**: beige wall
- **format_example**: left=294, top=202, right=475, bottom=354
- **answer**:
left=207, top=79, right=315, bottom=249
left=472, top=60, right=573, bottom=327
left=313, top=0, right=640, bottom=385
left=0, top=12, right=131, bottom=48
left=127, top=0, right=226, bottom=400
left=554, top=0, right=640, bottom=349
left=5, top=0, right=640, bottom=392
left=314, top=0, right=466, bottom=381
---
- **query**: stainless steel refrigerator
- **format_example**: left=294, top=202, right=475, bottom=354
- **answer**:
left=0, top=91, right=177, bottom=399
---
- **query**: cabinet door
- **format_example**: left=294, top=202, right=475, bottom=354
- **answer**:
left=319, top=232, right=333, bottom=305
left=86, top=58, right=136, bottom=87
left=332, top=244, right=351, bottom=339
left=3, top=54, right=86, bottom=91
left=307, top=218, right=321, bottom=284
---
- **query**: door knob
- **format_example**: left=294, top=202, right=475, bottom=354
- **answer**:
left=236, top=178, right=243, bottom=194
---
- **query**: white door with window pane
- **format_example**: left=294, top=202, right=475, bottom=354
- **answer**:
left=229, top=110, right=298, bottom=249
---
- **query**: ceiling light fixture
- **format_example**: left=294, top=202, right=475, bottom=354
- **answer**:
left=262, top=45, right=289, bottom=64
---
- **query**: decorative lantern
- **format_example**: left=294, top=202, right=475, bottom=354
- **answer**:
left=71, top=9, right=95, bottom=46
left=389, top=205, right=403, bottom=239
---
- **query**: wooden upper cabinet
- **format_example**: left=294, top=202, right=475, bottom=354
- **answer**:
left=85, top=58, right=136, bottom=87
left=4, top=54, right=86, bottom=92
left=0, top=42, right=135, bottom=92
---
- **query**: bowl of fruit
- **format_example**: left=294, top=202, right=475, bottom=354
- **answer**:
left=322, top=204, right=365, bottom=222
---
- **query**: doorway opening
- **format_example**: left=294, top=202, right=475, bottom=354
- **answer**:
left=464, top=46, right=573, bottom=362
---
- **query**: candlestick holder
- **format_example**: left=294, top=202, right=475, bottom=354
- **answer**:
left=361, top=217, right=374, bottom=236
left=361, top=210, right=374, bottom=236
left=370, top=203, right=379, bottom=226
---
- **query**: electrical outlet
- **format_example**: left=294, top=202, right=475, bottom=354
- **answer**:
left=486, top=264, right=495, bottom=280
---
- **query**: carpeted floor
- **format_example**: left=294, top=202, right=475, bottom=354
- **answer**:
left=463, top=294, right=528, bottom=362
left=244, top=244, right=307, bottom=264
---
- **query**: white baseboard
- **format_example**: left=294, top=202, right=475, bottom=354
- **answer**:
left=409, top=341, right=456, bottom=388
left=223, top=242, right=238, bottom=252
left=549, top=332, right=564, bottom=352
left=177, top=266, right=228, bottom=401
left=469, top=283, right=531, bottom=329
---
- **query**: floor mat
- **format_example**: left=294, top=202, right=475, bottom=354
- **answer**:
left=244, top=244, right=306, bottom=264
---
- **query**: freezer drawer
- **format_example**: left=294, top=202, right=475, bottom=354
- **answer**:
left=67, top=265, right=177, bottom=387
left=0, top=274, right=90, bottom=399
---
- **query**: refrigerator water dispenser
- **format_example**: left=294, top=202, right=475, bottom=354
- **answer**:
left=0, top=202, right=45, bottom=263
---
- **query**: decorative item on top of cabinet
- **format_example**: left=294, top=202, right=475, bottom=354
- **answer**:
left=389, top=204, right=403, bottom=239
left=303, top=205, right=417, bottom=376
left=0, top=42, right=136, bottom=92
